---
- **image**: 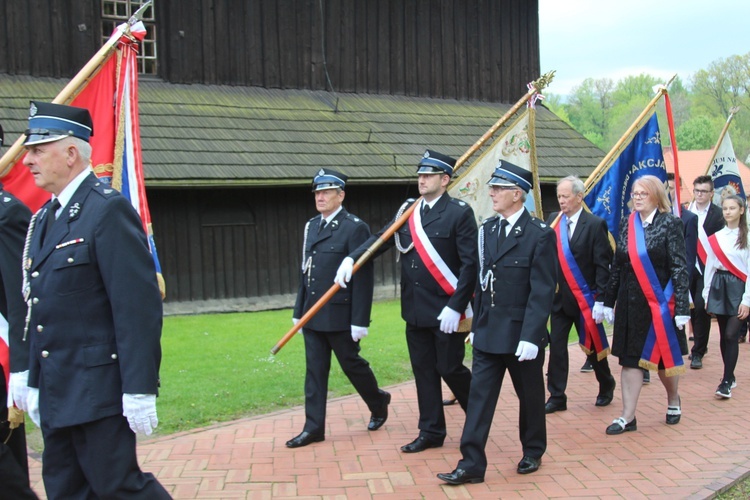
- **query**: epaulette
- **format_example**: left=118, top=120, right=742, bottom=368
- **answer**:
left=449, top=198, right=469, bottom=208
left=91, top=181, right=119, bottom=198
left=345, top=213, right=364, bottom=224
left=528, top=217, right=550, bottom=230
left=482, top=215, right=499, bottom=225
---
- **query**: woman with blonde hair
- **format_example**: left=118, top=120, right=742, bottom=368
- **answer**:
left=602, top=175, right=690, bottom=434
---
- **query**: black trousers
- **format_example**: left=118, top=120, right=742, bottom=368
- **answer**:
left=690, top=272, right=713, bottom=357
left=41, top=414, right=171, bottom=500
left=458, top=347, right=546, bottom=476
left=302, top=328, right=387, bottom=435
left=547, top=308, right=615, bottom=404
left=405, top=324, right=472, bottom=442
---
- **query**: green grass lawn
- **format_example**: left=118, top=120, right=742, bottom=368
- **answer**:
left=157, top=299, right=419, bottom=434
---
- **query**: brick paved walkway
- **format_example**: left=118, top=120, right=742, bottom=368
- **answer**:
left=28, top=325, right=750, bottom=499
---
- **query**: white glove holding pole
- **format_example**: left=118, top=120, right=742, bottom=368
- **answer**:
left=515, top=341, right=539, bottom=361
left=351, top=325, right=368, bottom=342
left=437, top=306, right=461, bottom=334
left=603, top=306, right=614, bottom=324
left=675, top=315, right=690, bottom=329
left=468, top=332, right=475, bottom=345
left=26, top=387, right=40, bottom=427
left=334, top=257, right=354, bottom=288
left=8, top=370, right=30, bottom=410
left=122, top=393, right=158, bottom=436
left=592, top=302, right=605, bottom=324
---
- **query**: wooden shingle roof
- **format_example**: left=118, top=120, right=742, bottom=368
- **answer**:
left=0, top=75, right=604, bottom=186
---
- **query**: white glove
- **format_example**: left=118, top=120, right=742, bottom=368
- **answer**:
left=122, top=393, right=158, bottom=436
left=468, top=332, right=475, bottom=345
left=27, top=387, right=40, bottom=427
left=515, top=340, right=539, bottom=361
left=292, top=318, right=299, bottom=326
left=603, top=306, right=614, bottom=324
left=8, top=371, right=30, bottom=410
left=592, top=302, right=605, bottom=324
left=675, top=315, right=690, bottom=329
left=351, top=325, right=368, bottom=342
left=437, top=306, right=461, bottom=334
left=334, top=257, right=354, bottom=288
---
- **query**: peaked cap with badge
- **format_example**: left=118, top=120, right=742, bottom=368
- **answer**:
left=312, top=168, right=347, bottom=192
left=23, top=101, right=94, bottom=146
left=487, top=160, right=533, bottom=193
left=417, top=149, right=457, bottom=176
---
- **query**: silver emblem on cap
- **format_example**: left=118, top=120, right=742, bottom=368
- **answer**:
left=29, top=102, right=38, bottom=117
left=423, top=152, right=430, bottom=158
left=317, top=169, right=325, bottom=176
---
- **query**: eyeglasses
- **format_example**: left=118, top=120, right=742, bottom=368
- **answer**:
left=693, top=189, right=713, bottom=195
left=630, top=191, right=649, bottom=200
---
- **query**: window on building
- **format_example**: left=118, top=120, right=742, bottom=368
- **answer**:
left=101, top=0, right=157, bottom=75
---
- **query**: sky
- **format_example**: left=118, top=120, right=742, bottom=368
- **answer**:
left=539, top=0, right=750, bottom=97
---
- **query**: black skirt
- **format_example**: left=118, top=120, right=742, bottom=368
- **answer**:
left=706, top=270, right=746, bottom=316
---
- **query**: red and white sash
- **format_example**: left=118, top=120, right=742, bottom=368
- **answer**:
left=408, top=205, right=473, bottom=320
left=708, top=233, right=747, bottom=282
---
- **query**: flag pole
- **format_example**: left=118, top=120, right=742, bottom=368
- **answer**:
left=0, top=1, right=152, bottom=178
left=583, top=75, right=676, bottom=194
left=702, top=106, right=740, bottom=176
left=270, top=71, right=556, bottom=354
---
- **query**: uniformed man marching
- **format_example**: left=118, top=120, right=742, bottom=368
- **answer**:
left=335, top=150, right=477, bottom=454
left=287, top=169, right=390, bottom=448
left=15, top=102, right=170, bottom=498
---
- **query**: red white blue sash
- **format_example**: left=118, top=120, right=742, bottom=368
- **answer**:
left=708, top=233, right=747, bottom=282
left=409, top=205, right=473, bottom=321
left=554, top=215, right=609, bottom=359
left=628, top=213, right=685, bottom=375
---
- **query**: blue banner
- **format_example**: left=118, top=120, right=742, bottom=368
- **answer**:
left=584, top=113, right=668, bottom=238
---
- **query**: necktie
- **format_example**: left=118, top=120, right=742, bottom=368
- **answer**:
left=496, top=219, right=509, bottom=252
left=567, top=218, right=574, bottom=241
left=40, top=199, right=61, bottom=245
left=421, top=203, right=430, bottom=218
left=318, top=219, right=327, bottom=233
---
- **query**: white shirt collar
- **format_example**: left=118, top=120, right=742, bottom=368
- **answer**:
left=423, top=193, right=444, bottom=210
left=321, top=205, right=343, bottom=224
left=52, top=167, right=93, bottom=216
left=567, top=207, right=583, bottom=225
left=641, top=208, right=658, bottom=225
left=499, top=206, right=525, bottom=233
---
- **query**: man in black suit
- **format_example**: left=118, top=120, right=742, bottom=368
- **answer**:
left=0, top=124, right=38, bottom=499
left=287, top=169, right=390, bottom=448
left=336, top=150, right=477, bottom=453
left=687, top=175, right=724, bottom=369
left=545, top=176, right=615, bottom=413
left=438, top=161, right=557, bottom=485
left=17, top=102, right=169, bottom=498
left=667, top=173, right=698, bottom=283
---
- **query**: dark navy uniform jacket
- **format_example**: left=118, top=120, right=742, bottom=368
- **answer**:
left=26, top=173, right=163, bottom=429
left=0, top=186, right=32, bottom=375
left=294, top=208, right=374, bottom=332
left=350, top=194, right=478, bottom=328
left=472, top=210, right=557, bottom=354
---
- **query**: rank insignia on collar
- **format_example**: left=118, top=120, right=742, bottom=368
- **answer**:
left=514, top=226, right=522, bottom=234
left=3, top=196, right=10, bottom=203
left=68, top=202, right=81, bottom=219
left=104, top=189, right=113, bottom=194
left=331, top=220, right=339, bottom=228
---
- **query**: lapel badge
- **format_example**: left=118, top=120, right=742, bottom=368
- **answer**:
left=103, top=188, right=113, bottom=194
left=3, top=196, right=10, bottom=203
left=68, top=202, right=81, bottom=220
left=331, top=219, right=339, bottom=228
left=513, top=226, right=522, bottom=235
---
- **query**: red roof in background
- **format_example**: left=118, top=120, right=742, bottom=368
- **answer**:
left=663, top=148, right=750, bottom=202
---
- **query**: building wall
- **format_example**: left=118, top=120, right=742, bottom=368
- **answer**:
left=1, top=0, right=540, bottom=103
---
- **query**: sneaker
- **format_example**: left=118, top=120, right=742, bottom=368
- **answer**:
left=731, top=377, right=738, bottom=389
left=580, top=360, right=594, bottom=373
left=716, top=380, right=732, bottom=399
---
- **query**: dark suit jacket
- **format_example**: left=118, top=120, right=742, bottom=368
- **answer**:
left=26, top=173, right=163, bottom=429
left=547, top=210, right=612, bottom=317
left=294, top=208, right=374, bottom=331
left=349, top=193, right=478, bottom=327
left=472, top=210, right=557, bottom=354
left=680, top=209, right=698, bottom=283
left=694, top=202, right=724, bottom=272
left=0, top=185, right=32, bottom=374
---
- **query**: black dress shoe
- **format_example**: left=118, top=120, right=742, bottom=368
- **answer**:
left=437, top=468, right=484, bottom=485
left=595, top=381, right=616, bottom=407
left=442, top=398, right=458, bottom=406
left=517, top=455, right=542, bottom=474
left=285, top=431, right=324, bottom=448
left=690, top=355, right=703, bottom=369
left=605, top=417, right=637, bottom=435
left=368, top=391, right=391, bottom=431
left=400, top=436, right=443, bottom=453
left=544, top=401, right=567, bottom=414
